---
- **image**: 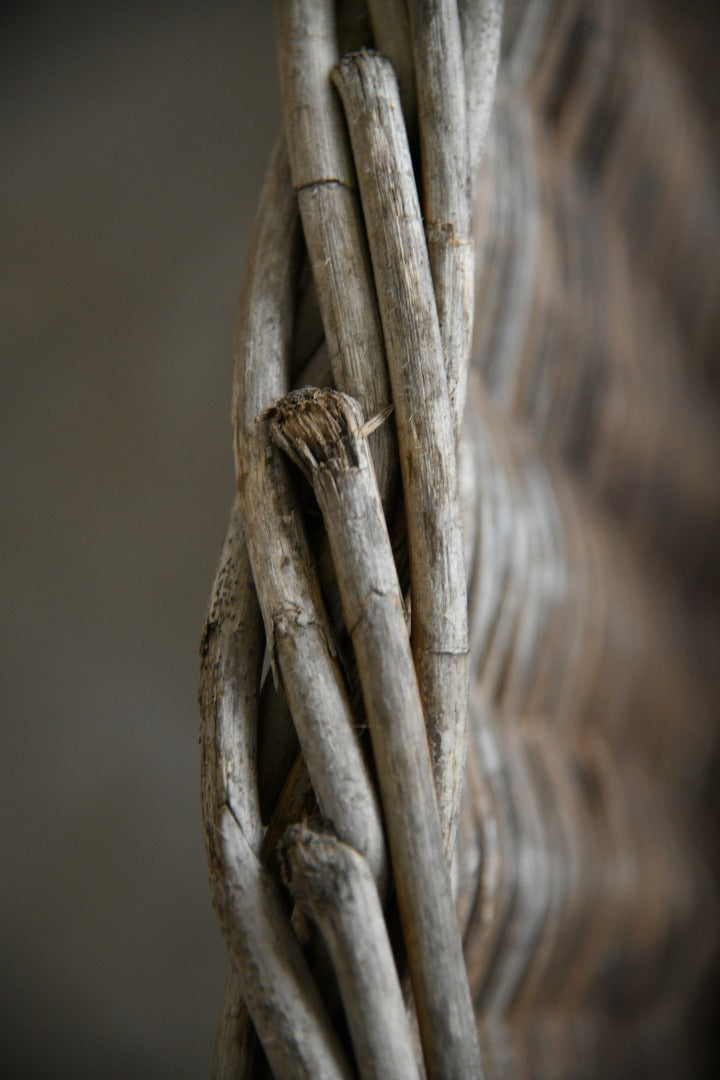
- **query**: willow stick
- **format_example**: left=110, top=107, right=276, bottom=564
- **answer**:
left=408, top=0, right=473, bottom=438
left=199, top=500, right=264, bottom=1078
left=367, top=0, right=417, bottom=136
left=281, top=822, right=422, bottom=1080
left=458, top=0, right=503, bottom=181
left=275, top=0, right=395, bottom=505
left=210, top=967, right=257, bottom=1080
left=200, top=501, right=349, bottom=1078
left=233, top=138, right=387, bottom=889
left=200, top=498, right=265, bottom=895
left=216, top=808, right=353, bottom=1080
left=267, top=387, right=482, bottom=1080
left=256, top=334, right=337, bottom=824
left=332, top=51, right=470, bottom=857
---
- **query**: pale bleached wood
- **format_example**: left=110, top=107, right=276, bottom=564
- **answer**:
left=367, top=0, right=417, bottom=135
left=255, top=340, right=337, bottom=825
left=212, top=141, right=382, bottom=1071
left=200, top=499, right=349, bottom=1078
left=199, top=500, right=264, bottom=1079
left=267, top=387, right=482, bottom=1080
left=233, top=138, right=387, bottom=889
left=200, top=498, right=264, bottom=885
left=202, top=5, right=720, bottom=1077
left=275, top=0, right=395, bottom=505
left=217, top=808, right=353, bottom=1080
left=408, top=0, right=473, bottom=437
left=458, top=0, right=503, bottom=181
left=281, top=822, right=422, bottom=1080
left=332, top=51, right=469, bottom=857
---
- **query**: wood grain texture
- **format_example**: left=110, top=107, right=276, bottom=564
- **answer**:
left=332, top=50, right=470, bottom=858
left=201, top=3, right=720, bottom=1076
left=268, top=387, right=481, bottom=1079
left=233, top=139, right=386, bottom=894
left=281, top=822, right=422, bottom=1080
left=276, top=0, right=396, bottom=506
left=408, top=0, right=474, bottom=437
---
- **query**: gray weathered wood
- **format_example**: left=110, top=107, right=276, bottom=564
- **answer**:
left=408, top=0, right=473, bottom=437
left=199, top=499, right=348, bottom=1078
left=281, top=822, right=422, bottom=1080
left=459, top=0, right=503, bottom=181
left=267, top=387, right=482, bottom=1080
left=217, top=807, right=353, bottom=1080
left=275, top=0, right=395, bottom=506
left=233, top=137, right=387, bottom=892
left=367, top=0, right=417, bottom=136
left=199, top=500, right=264, bottom=1078
left=332, top=51, right=470, bottom=857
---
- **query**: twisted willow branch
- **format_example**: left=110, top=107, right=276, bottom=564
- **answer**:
left=201, top=2, right=720, bottom=1077
left=280, top=822, right=421, bottom=1080
left=201, top=0, right=483, bottom=1070
left=266, top=387, right=480, bottom=1076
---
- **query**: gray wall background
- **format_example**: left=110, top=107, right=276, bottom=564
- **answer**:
left=1, top=4, right=278, bottom=1075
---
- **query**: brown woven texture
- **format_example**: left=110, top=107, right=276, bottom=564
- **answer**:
left=200, top=2, right=720, bottom=1077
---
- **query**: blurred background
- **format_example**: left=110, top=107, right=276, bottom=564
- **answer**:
left=1, top=3, right=279, bottom=1075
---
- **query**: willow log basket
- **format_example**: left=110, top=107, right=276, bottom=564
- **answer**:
left=199, top=2, right=720, bottom=1077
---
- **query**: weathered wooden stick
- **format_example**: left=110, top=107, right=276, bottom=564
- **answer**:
left=199, top=500, right=264, bottom=1078
left=281, top=822, right=422, bottom=1080
left=408, top=0, right=473, bottom=437
left=200, top=498, right=264, bottom=885
left=458, top=0, right=503, bottom=181
left=367, top=0, right=417, bottom=136
left=200, top=501, right=348, bottom=1078
left=275, top=0, right=395, bottom=505
left=332, top=51, right=470, bottom=857
left=267, top=387, right=482, bottom=1080
left=217, top=808, right=353, bottom=1080
left=233, top=138, right=387, bottom=888
left=368, top=0, right=503, bottom=185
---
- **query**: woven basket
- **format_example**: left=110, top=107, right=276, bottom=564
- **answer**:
left=200, top=3, right=720, bottom=1077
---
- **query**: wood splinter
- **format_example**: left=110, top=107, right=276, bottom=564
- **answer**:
left=264, top=387, right=482, bottom=1080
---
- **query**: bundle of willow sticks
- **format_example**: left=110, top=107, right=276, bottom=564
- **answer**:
left=200, top=2, right=720, bottom=1076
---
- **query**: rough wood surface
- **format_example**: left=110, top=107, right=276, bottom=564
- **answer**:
left=201, top=3, right=720, bottom=1077
left=281, top=822, right=422, bottom=1080
left=216, top=807, right=352, bottom=1080
left=199, top=498, right=349, bottom=1078
left=276, top=0, right=395, bottom=506
left=267, top=387, right=481, bottom=1079
left=367, top=0, right=417, bottom=136
left=332, top=50, right=470, bottom=855
left=459, top=0, right=503, bottom=180
left=233, top=139, right=386, bottom=893
left=408, top=0, right=474, bottom=437
left=199, top=501, right=263, bottom=1077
